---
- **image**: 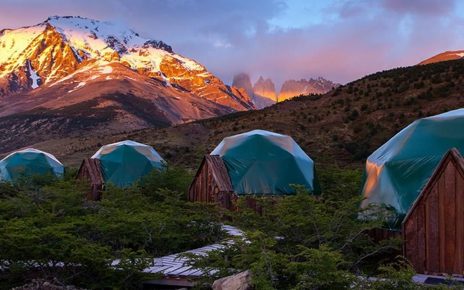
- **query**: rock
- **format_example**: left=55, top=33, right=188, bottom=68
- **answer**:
left=232, top=73, right=253, bottom=98
left=212, top=270, right=253, bottom=290
left=232, top=73, right=275, bottom=109
left=253, top=76, right=276, bottom=103
left=12, top=278, right=86, bottom=290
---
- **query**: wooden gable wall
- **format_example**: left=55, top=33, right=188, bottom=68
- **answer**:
left=403, top=148, right=464, bottom=275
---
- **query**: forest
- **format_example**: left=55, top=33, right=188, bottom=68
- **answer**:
left=0, top=165, right=459, bottom=289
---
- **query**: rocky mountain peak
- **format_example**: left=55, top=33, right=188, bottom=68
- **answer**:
left=253, top=76, right=276, bottom=102
left=232, top=73, right=338, bottom=108
left=232, top=73, right=253, bottom=97
left=278, top=77, right=338, bottom=101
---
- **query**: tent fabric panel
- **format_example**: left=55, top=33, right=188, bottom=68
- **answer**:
left=362, top=109, right=464, bottom=216
left=0, top=148, right=64, bottom=181
left=92, top=140, right=165, bottom=187
left=211, top=130, right=315, bottom=196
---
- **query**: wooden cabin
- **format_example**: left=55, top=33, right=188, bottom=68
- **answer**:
left=188, top=155, right=273, bottom=213
left=76, top=158, right=105, bottom=201
left=365, top=228, right=401, bottom=243
left=403, top=148, right=464, bottom=275
left=188, top=155, right=236, bottom=210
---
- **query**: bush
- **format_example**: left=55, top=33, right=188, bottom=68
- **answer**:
left=138, top=166, right=193, bottom=200
left=349, top=109, right=359, bottom=120
left=188, top=186, right=402, bottom=289
left=0, top=172, right=222, bottom=289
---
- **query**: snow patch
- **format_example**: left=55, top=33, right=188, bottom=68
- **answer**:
left=46, top=17, right=204, bottom=74
left=0, top=26, right=46, bottom=65
left=125, top=76, right=137, bottom=81
left=47, top=16, right=147, bottom=48
left=67, top=81, right=86, bottom=93
left=160, top=72, right=171, bottom=87
left=49, top=63, right=95, bottom=86
left=120, top=47, right=165, bottom=71
left=100, top=66, right=113, bottom=74
left=76, top=81, right=86, bottom=88
left=70, top=47, right=83, bottom=62
left=26, top=60, right=41, bottom=89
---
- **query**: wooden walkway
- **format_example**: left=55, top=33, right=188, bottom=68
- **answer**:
left=143, top=225, right=243, bottom=278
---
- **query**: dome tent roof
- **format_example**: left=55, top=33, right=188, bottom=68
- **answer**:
left=0, top=148, right=64, bottom=181
left=211, top=129, right=316, bottom=195
left=362, top=109, right=464, bottom=216
left=92, top=140, right=165, bottom=187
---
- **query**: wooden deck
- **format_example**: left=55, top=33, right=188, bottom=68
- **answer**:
left=143, top=225, right=242, bottom=278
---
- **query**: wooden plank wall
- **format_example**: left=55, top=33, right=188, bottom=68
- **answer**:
left=76, top=158, right=104, bottom=201
left=404, top=154, right=464, bottom=275
left=365, top=228, right=401, bottom=242
left=188, top=156, right=236, bottom=210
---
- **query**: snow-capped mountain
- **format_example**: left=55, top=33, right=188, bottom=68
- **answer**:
left=0, top=16, right=254, bottom=150
left=418, top=50, right=464, bottom=65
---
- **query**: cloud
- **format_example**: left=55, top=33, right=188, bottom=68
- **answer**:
left=0, top=0, right=462, bottom=88
left=381, top=0, right=457, bottom=16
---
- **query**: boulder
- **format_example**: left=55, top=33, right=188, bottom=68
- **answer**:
left=12, top=278, right=85, bottom=290
left=212, top=270, right=252, bottom=290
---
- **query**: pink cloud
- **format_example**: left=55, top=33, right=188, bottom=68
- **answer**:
left=1, top=0, right=463, bottom=87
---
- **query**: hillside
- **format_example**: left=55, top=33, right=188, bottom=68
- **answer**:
left=19, top=59, right=464, bottom=169
left=419, top=50, right=464, bottom=65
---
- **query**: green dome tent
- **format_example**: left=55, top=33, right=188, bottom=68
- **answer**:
left=211, top=129, right=317, bottom=195
left=92, top=140, right=165, bottom=187
left=361, top=109, right=464, bottom=217
left=0, top=148, right=64, bottom=182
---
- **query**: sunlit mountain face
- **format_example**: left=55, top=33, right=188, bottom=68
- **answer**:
left=0, top=16, right=255, bottom=151
left=418, top=50, right=464, bottom=65
left=0, top=16, right=253, bottom=111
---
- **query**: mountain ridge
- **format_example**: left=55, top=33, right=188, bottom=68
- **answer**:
left=232, top=73, right=338, bottom=108
left=278, top=77, right=338, bottom=101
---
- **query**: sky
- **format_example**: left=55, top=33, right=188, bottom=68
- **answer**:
left=1, top=0, right=464, bottom=87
